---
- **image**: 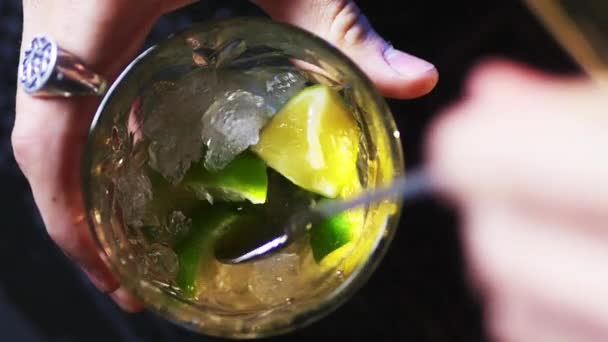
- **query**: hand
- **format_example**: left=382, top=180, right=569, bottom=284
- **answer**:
left=427, top=60, right=608, bottom=341
left=12, top=0, right=438, bottom=312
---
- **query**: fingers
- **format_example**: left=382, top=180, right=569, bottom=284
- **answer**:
left=12, top=97, right=120, bottom=293
left=14, top=1, right=194, bottom=308
left=427, top=60, right=608, bottom=340
left=426, top=59, right=608, bottom=223
left=488, top=296, right=608, bottom=342
left=163, top=0, right=199, bottom=13
left=464, top=204, right=608, bottom=340
left=110, top=287, right=145, bottom=313
left=253, top=0, right=438, bottom=99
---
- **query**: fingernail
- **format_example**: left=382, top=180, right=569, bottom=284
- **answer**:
left=384, top=46, right=436, bottom=78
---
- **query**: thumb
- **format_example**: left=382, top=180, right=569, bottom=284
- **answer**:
left=253, top=0, right=438, bottom=99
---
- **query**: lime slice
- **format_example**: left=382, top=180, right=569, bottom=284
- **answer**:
left=310, top=207, right=365, bottom=263
left=252, top=84, right=361, bottom=198
left=174, top=205, right=239, bottom=298
left=320, top=201, right=397, bottom=274
left=182, top=151, right=268, bottom=204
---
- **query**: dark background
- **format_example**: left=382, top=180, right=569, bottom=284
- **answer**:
left=0, top=0, right=579, bottom=341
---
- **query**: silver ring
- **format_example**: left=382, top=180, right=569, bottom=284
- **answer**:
left=19, top=34, right=108, bottom=98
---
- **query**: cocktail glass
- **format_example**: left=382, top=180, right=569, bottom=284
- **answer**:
left=83, top=17, right=405, bottom=339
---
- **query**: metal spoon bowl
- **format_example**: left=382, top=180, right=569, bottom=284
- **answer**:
left=214, top=167, right=432, bottom=264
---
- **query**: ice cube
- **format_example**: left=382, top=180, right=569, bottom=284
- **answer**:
left=249, top=253, right=301, bottom=305
left=142, top=69, right=216, bottom=184
left=218, top=67, right=307, bottom=113
left=141, top=243, right=179, bottom=283
left=215, top=69, right=267, bottom=101
left=116, top=169, right=153, bottom=227
left=264, top=70, right=307, bottom=111
left=143, top=209, right=192, bottom=245
left=203, top=262, right=260, bottom=310
left=165, top=210, right=191, bottom=238
left=201, top=89, right=272, bottom=171
left=214, top=263, right=252, bottom=294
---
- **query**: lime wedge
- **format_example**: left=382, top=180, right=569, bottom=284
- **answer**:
left=310, top=207, right=365, bottom=263
left=174, top=205, right=239, bottom=298
left=252, top=84, right=361, bottom=198
left=182, top=151, right=268, bottom=204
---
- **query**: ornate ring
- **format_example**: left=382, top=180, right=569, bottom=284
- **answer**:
left=19, top=34, right=107, bottom=97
